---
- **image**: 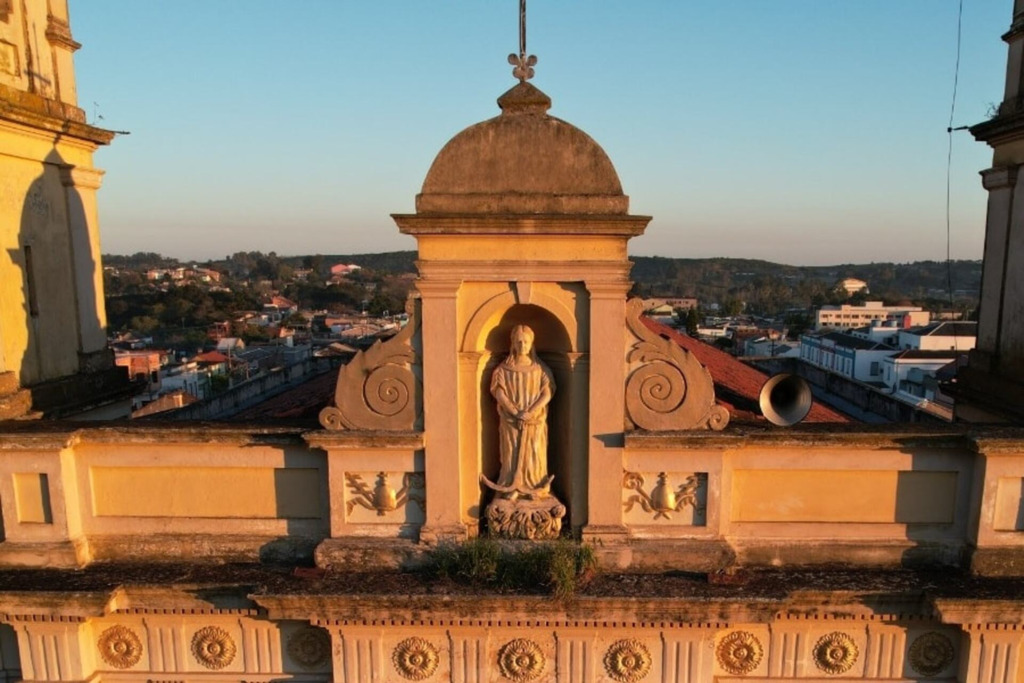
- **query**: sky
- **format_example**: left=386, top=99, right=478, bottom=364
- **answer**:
left=71, top=1, right=1009, bottom=266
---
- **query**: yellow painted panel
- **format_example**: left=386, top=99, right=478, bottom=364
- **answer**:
left=91, top=467, right=321, bottom=519
left=13, top=472, right=51, bottom=524
left=732, top=470, right=956, bottom=524
left=417, top=235, right=626, bottom=261
left=994, top=477, right=1024, bottom=531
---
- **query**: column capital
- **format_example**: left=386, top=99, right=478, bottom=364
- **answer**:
left=58, top=166, right=104, bottom=190
left=415, top=279, right=461, bottom=298
left=981, top=165, right=1020, bottom=191
left=585, top=281, right=631, bottom=298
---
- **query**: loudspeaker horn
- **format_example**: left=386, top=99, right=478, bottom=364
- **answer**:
left=759, top=373, right=813, bottom=426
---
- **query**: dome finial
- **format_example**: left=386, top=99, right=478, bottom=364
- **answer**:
left=507, top=0, right=537, bottom=82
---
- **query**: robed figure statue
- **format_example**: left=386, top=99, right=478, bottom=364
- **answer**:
left=482, top=325, right=555, bottom=500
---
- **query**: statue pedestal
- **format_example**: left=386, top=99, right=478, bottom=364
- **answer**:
left=485, top=496, right=566, bottom=540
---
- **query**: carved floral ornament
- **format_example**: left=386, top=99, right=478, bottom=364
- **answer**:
left=604, top=639, right=652, bottom=683
left=716, top=631, right=764, bottom=675
left=346, top=471, right=425, bottom=517
left=320, top=298, right=422, bottom=431
left=97, top=625, right=143, bottom=669
left=191, top=626, right=237, bottom=670
left=622, top=470, right=703, bottom=520
left=287, top=626, right=332, bottom=670
left=624, top=297, right=729, bottom=431
left=908, top=631, right=955, bottom=677
left=393, top=637, right=440, bottom=681
left=498, top=638, right=545, bottom=682
left=813, top=631, right=859, bottom=675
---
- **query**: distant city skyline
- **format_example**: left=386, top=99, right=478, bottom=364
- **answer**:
left=72, top=1, right=1007, bottom=266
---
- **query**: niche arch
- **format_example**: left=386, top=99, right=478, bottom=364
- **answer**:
left=462, top=288, right=578, bottom=354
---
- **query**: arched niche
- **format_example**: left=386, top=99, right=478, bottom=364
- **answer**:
left=462, top=288, right=578, bottom=354
left=477, top=303, right=575, bottom=531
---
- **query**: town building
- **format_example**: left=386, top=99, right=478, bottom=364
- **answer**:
left=0, top=4, right=1023, bottom=683
left=815, top=301, right=929, bottom=330
left=834, top=277, right=869, bottom=296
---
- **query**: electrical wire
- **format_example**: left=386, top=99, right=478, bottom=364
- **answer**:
left=945, top=0, right=965, bottom=353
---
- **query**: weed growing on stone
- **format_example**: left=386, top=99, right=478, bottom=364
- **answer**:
left=427, top=537, right=596, bottom=600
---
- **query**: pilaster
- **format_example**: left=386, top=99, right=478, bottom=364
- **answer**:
left=12, top=618, right=91, bottom=682
left=57, top=165, right=107, bottom=358
left=582, top=281, right=631, bottom=542
left=960, top=626, right=1024, bottom=683
left=416, top=279, right=467, bottom=541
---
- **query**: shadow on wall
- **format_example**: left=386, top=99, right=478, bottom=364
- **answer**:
left=896, top=437, right=973, bottom=570
left=6, top=137, right=103, bottom=391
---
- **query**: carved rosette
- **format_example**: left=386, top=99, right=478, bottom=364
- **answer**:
left=498, top=639, right=545, bottom=682
left=97, top=625, right=143, bottom=669
left=624, top=298, right=729, bottom=431
left=486, top=497, right=565, bottom=540
left=604, top=639, right=652, bottom=683
left=716, top=630, right=763, bottom=675
left=287, top=626, right=332, bottom=670
left=813, top=632, right=859, bottom=675
left=908, top=632, right=955, bottom=677
left=320, top=299, right=422, bottom=430
left=392, top=637, right=440, bottom=681
left=191, top=626, right=237, bottom=670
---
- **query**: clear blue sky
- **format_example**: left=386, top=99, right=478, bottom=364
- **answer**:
left=71, top=1, right=1008, bottom=266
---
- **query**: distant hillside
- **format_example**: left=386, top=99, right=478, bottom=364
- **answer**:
left=103, top=250, right=981, bottom=317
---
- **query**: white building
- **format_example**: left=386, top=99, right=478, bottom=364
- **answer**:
left=815, top=301, right=929, bottom=330
left=897, top=321, right=977, bottom=352
left=799, top=331, right=895, bottom=383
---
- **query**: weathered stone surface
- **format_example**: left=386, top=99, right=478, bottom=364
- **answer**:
left=416, top=82, right=628, bottom=216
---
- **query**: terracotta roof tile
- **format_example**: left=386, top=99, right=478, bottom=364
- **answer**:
left=640, top=317, right=851, bottom=423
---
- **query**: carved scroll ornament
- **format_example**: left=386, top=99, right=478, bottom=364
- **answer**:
left=346, top=471, right=425, bottom=517
left=624, top=297, right=729, bottom=431
left=622, top=471, right=703, bottom=520
left=320, top=300, right=422, bottom=431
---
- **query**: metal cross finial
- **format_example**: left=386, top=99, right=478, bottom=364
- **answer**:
left=507, top=0, right=537, bottom=82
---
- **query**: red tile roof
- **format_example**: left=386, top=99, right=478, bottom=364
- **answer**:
left=194, top=351, right=229, bottom=364
left=232, top=320, right=852, bottom=424
left=640, top=317, right=851, bottom=423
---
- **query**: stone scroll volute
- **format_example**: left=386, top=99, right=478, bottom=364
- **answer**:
left=319, top=298, right=423, bottom=431
left=624, top=297, right=729, bottom=431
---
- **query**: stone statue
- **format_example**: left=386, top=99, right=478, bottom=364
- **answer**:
left=481, top=324, right=565, bottom=539
left=486, top=325, right=555, bottom=499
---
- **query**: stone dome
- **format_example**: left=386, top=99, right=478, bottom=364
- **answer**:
left=416, top=82, right=628, bottom=215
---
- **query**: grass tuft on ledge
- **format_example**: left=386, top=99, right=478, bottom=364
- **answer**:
left=427, top=537, right=597, bottom=601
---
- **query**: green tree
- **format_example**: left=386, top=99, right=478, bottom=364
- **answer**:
left=685, top=308, right=700, bottom=336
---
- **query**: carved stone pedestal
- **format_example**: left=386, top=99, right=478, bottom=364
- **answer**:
left=485, top=496, right=566, bottom=540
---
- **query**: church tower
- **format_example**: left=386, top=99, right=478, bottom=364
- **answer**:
left=0, top=0, right=130, bottom=418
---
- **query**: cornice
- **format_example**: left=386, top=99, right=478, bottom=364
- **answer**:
left=0, top=83, right=114, bottom=146
left=415, top=260, right=633, bottom=282
left=393, top=213, right=650, bottom=237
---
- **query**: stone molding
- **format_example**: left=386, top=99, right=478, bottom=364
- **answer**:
left=394, top=213, right=650, bottom=236
left=981, top=165, right=1021, bottom=191
left=58, top=165, right=104, bottom=190
left=417, top=260, right=633, bottom=283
